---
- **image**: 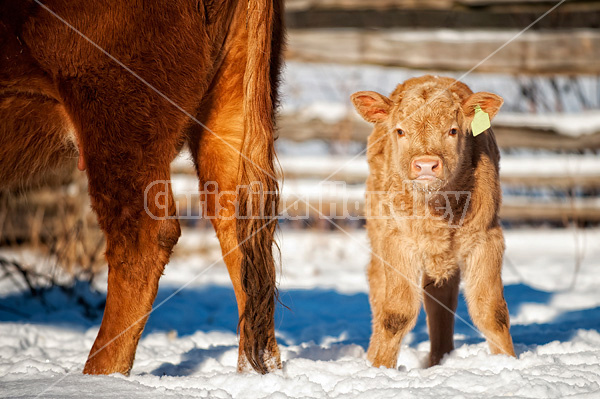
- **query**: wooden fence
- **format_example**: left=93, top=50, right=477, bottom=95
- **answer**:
left=170, top=151, right=600, bottom=224
left=277, top=111, right=600, bottom=151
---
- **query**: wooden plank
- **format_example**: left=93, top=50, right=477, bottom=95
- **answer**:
left=494, top=126, right=600, bottom=150
left=286, top=0, right=598, bottom=11
left=285, top=2, right=600, bottom=30
left=286, top=0, right=455, bottom=11
left=499, top=200, right=600, bottom=222
left=458, top=0, right=600, bottom=10
left=286, top=29, right=600, bottom=74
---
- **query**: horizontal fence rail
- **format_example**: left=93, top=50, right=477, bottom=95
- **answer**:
left=275, top=111, right=600, bottom=151
left=285, top=29, right=600, bottom=74
left=285, top=0, right=600, bottom=30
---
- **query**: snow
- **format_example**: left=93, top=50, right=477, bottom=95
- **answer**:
left=1, top=228, right=600, bottom=398
left=495, top=112, right=600, bottom=138
left=293, top=102, right=350, bottom=124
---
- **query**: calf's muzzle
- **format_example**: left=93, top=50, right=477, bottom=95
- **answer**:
left=410, top=156, right=443, bottom=180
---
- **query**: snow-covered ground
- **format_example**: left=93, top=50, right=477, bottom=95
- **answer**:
left=1, top=227, right=599, bottom=398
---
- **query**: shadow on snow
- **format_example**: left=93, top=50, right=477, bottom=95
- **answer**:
left=0, top=281, right=598, bottom=375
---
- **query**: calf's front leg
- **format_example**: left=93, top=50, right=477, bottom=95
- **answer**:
left=368, top=249, right=420, bottom=368
left=461, top=228, right=515, bottom=357
left=366, top=257, right=387, bottom=363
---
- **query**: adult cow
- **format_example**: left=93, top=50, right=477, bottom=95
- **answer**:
left=0, top=0, right=283, bottom=375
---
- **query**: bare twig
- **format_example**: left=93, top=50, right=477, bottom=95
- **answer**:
left=0, top=257, right=39, bottom=297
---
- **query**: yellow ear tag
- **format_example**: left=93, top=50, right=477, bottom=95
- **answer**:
left=471, top=105, right=490, bottom=136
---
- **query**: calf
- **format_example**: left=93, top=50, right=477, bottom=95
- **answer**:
left=351, top=75, right=515, bottom=368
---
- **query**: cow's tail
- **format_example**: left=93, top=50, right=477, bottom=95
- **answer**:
left=237, top=0, right=284, bottom=374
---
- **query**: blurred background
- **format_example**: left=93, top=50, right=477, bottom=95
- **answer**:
left=275, top=0, right=600, bottom=230
left=0, top=0, right=599, bottom=327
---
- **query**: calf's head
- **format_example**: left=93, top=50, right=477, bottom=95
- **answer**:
left=351, top=76, right=502, bottom=192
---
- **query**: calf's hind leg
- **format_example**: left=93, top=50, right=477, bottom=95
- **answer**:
left=423, top=271, right=459, bottom=366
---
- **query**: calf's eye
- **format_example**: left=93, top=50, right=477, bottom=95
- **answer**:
left=396, top=128, right=405, bottom=136
left=449, top=128, right=458, bottom=136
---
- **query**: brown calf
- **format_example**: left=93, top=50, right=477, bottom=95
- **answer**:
left=0, top=0, right=284, bottom=375
left=351, top=75, right=515, bottom=368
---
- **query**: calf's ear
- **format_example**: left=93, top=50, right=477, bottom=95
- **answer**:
left=351, top=91, right=392, bottom=123
left=461, top=92, right=503, bottom=121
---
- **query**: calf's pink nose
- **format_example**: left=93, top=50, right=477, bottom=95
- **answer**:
left=411, top=157, right=442, bottom=177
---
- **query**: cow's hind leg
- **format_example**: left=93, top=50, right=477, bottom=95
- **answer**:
left=83, top=157, right=180, bottom=375
left=189, top=56, right=280, bottom=374
left=423, top=271, right=459, bottom=367
left=82, top=145, right=180, bottom=375
left=60, top=84, right=183, bottom=375
left=186, top=0, right=281, bottom=373
left=84, top=177, right=180, bottom=376
left=193, top=134, right=280, bottom=372
left=190, top=106, right=280, bottom=373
